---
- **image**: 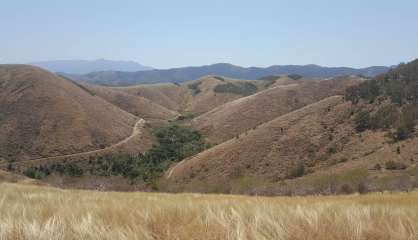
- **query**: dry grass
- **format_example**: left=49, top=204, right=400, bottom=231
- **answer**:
left=1, top=183, right=417, bottom=240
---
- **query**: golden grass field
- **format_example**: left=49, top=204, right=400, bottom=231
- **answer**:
left=1, top=182, right=417, bottom=240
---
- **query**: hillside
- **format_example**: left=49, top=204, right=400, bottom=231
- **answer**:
left=182, top=75, right=275, bottom=114
left=82, top=83, right=178, bottom=120
left=119, top=83, right=190, bottom=112
left=75, top=63, right=389, bottom=86
left=192, top=76, right=363, bottom=143
left=163, top=96, right=418, bottom=195
left=116, top=75, right=280, bottom=115
left=0, top=65, right=141, bottom=162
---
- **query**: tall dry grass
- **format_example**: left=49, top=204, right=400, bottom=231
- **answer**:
left=0, top=182, right=417, bottom=240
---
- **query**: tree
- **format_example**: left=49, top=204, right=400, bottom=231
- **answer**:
left=354, top=110, right=371, bottom=132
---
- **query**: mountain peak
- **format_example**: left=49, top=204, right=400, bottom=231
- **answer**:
left=29, top=59, right=153, bottom=74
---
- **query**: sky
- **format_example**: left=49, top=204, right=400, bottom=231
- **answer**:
left=1, top=0, right=417, bottom=69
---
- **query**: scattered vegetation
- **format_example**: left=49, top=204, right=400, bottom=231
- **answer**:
left=23, top=163, right=84, bottom=179
left=214, top=82, right=257, bottom=96
left=175, top=112, right=198, bottom=121
left=385, top=160, right=407, bottom=170
left=353, top=110, right=371, bottom=132
left=187, top=81, right=202, bottom=95
left=288, top=74, right=303, bottom=80
left=24, top=125, right=207, bottom=183
left=347, top=60, right=418, bottom=140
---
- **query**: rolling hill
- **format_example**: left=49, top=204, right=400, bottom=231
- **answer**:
left=116, top=75, right=280, bottom=115
left=82, top=83, right=178, bottom=120
left=0, top=65, right=142, bottom=162
left=163, top=94, right=418, bottom=195
left=192, top=76, right=363, bottom=143
left=74, top=63, right=389, bottom=86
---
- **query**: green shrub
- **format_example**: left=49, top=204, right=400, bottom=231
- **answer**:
left=23, top=167, right=48, bottom=179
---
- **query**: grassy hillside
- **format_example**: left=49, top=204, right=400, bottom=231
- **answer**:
left=114, top=75, right=278, bottom=115
left=0, top=182, right=417, bottom=240
left=119, top=83, right=190, bottom=112
left=164, top=95, right=418, bottom=195
left=83, top=84, right=178, bottom=120
left=0, top=65, right=139, bottom=161
left=192, top=76, right=362, bottom=143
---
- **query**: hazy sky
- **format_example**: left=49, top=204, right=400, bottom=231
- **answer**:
left=1, top=0, right=417, bottom=69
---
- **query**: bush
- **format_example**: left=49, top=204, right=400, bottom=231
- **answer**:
left=385, top=160, right=407, bottom=170
left=23, top=167, right=48, bottom=179
left=188, top=82, right=202, bottom=95
left=338, top=184, right=354, bottom=194
left=354, top=110, right=371, bottom=132
left=288, top=163, right=305, bottom=178
left=392, top=109, right=416, bottom=141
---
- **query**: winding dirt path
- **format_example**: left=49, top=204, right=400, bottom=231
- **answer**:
left=0, top=119, right=146, bottom=168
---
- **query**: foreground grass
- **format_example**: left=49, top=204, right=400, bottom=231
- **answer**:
left=0, top=183, right=417, bottom=240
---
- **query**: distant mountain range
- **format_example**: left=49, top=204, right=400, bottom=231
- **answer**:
left=30, top=59, right=153, bottom=74
left=69, top=63, right=390, bottom=86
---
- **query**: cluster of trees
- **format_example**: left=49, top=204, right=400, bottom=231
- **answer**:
left=353, top=104, right=417, bottom=141
left=288, top=74, right=303, bottom=80
left=346, top=60, right=418, bottom=105
left=187, top=82, right=202, bottom=95
left=24, top=125, right=207, bottom=182
left=214, top=82, right=257, bottom=96
left=347, top=60, right=418, bottom=140
left=23, top=163, right=84, bottom=179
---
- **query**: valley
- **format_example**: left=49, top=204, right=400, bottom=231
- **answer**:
left=1, top=61, right=418, bottom=195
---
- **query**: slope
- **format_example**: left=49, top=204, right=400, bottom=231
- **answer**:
left=163, top=96, right=418, bottom=195
left=192, top=76, right=363, bottom=143
left=0, top=65, right=140, bottom=161
left=83, top=83, right=178, bottom=120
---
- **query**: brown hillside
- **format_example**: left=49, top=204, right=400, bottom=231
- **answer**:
left=183, top=76, right=260, bottom=114
left=83, top=84, right=178, bottom=120
left=192, top=76, right=363, bottom=143
left=120, top=83, right=190, bottom=111
left=115, top=76, right=281, bottom=115
left=163, top=96, right=418, bottom=195
left=0, top=65, right=139, bottom=161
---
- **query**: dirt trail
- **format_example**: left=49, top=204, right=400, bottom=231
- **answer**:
left=1, top=119, right=145, bottom=168
left=166, top=159, right=186, bottom=179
